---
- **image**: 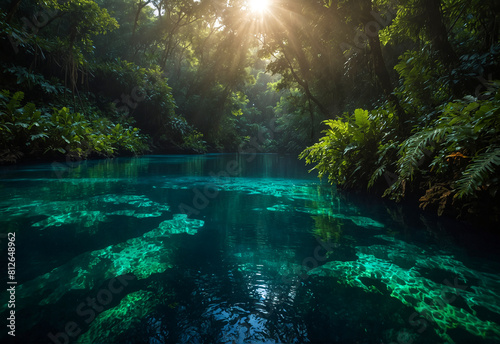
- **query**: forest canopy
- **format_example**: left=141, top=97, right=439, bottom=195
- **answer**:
left=0, top=0, right=499, bottom=220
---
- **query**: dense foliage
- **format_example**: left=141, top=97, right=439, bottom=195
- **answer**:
left=300, top=108, right=397, bottom=188
left=297, top=0, right=500, bottom=221
left=301, top=85, right=500, bottom=221
left=1, top=0, right=499, bottom=220
left=0, top=90, right=148, bottom=161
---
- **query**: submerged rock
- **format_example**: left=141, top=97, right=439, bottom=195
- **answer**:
left=3, top=214, right=204, bottom=312
left=76, top=290, right=158, bottom=344
left=308, top=240, right=500, bottom=343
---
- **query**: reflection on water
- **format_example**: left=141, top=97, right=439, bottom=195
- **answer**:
left=0, top=154, right=499, bottom=344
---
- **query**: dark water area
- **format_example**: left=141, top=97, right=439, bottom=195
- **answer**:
left=1, top=154, right=499, bottom=344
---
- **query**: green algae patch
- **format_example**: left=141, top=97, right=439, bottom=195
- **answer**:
left=349, top=216, right=384, bottom=228
left=145, top=214, right=204, bottom=237
left=309, top=241, right=500, bottom=343
left=5, top=214, right=204, bottom=311
left=75, top=290, right=157, bottom=344
left=32, top=210, right=109, bottom=230
left=1, top=194, right=169, bottom=231
left=295, top=207, right=384, bottom=229
left=161, top=176, right=319, bottom=200
left=164, top=176, right=384, bottom=230
left=266, top=204, right=295, bottom=212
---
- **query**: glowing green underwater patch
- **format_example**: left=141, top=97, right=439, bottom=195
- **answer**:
left=5, top=214, right=203, bottom=311
left=308, top=236, right=500, bottom=343
left=266, top=204, right=294, bottom=212
left=265, top=204, right=384, bottom=229
left=0, top=194, right=170, bottom=231
left=165, top=176, right=384, bottom=230
left=161, top=177, right=319, bottom=200
left=145, top=214, right=204, bottom=237
left=76, top=290, right=158, bottom=344
left=32, top=211, right=108, bottom=230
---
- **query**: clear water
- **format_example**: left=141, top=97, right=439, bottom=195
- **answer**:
left=1, top=154, right=500, bottom=344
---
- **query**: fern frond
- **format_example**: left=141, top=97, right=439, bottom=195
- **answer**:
left=6, top=91, right=24, bottom=115
left=398, top=127, right=448, bottom=180
left=368, top=164, right=386, bottom=189
left=454, top=147, right=500, bottom=199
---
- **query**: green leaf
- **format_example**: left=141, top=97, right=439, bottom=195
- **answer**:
left=354, top=109, right=369, bottom=128
left=455, top=147, right=500, bottom=199
left=15, top=122, right=29, bottom=128
left=61, top=135, right=70, bottom=144
left=30, top=133, right=49, bottom=141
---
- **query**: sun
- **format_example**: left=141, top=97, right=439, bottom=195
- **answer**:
left=248, top=0, right=271, bottom=14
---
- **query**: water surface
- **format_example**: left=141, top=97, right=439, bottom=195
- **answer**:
left=1, top=154, right=500, bottom=344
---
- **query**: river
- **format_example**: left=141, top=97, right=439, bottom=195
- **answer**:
left=1, top=154, right=499, bottom=343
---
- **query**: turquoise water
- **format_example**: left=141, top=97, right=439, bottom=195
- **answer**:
left=1, top=154, right=500, bottom=344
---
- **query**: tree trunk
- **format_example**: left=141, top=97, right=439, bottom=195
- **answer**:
left=280, top=47, right=329, bottom=117
left=360, top=0, right=410, bottom=134
left=421, top=0, right=459, bottom=65
left=131, top=1, right=150, bottom=43
left=5, top=0, right=23, bottom=23
left=368, top=33, right=409, bottom=131
left=308, top=99, right=315, bottom=140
